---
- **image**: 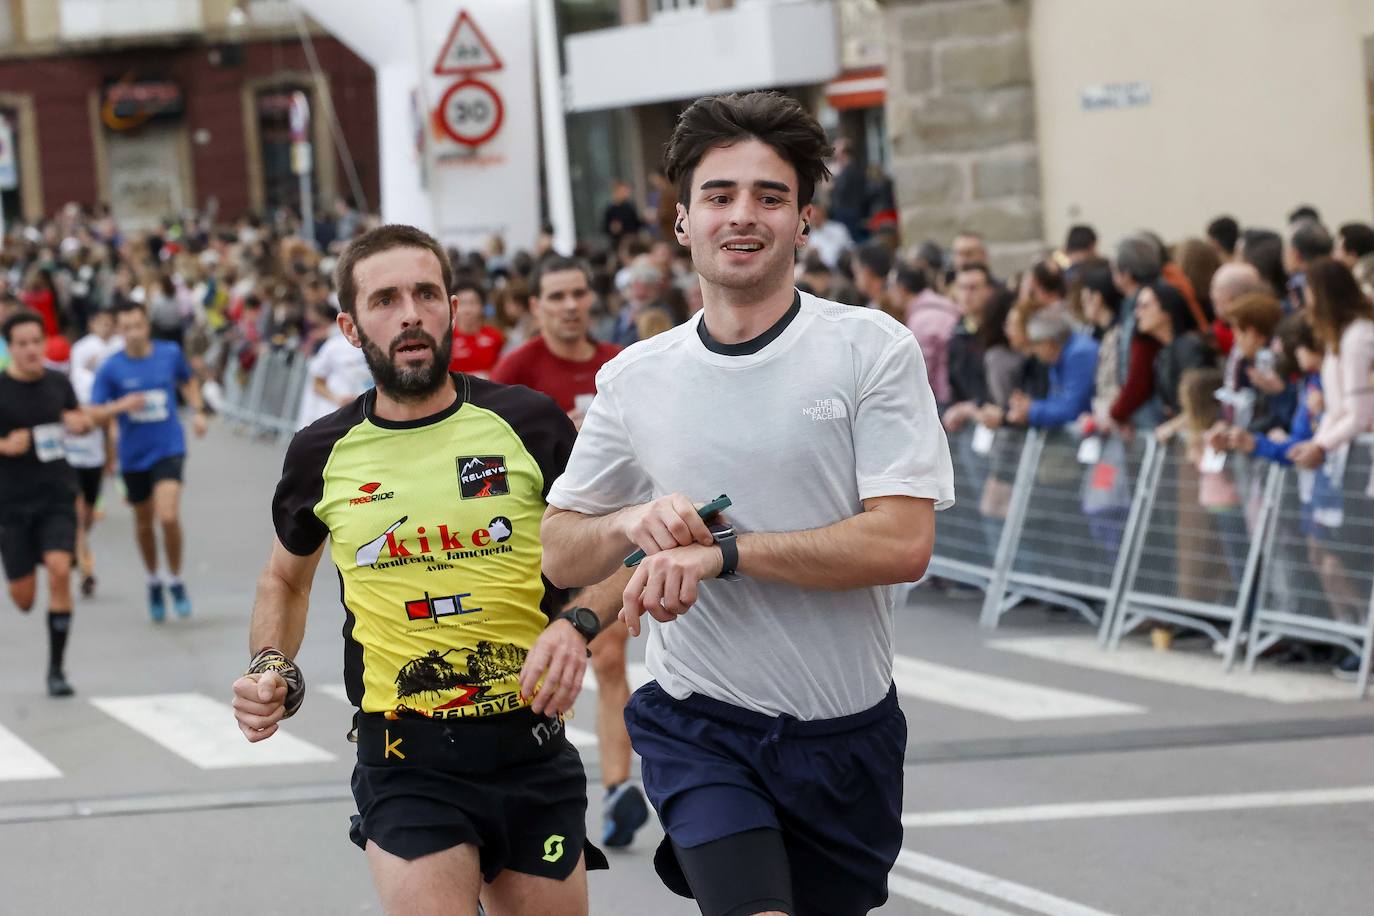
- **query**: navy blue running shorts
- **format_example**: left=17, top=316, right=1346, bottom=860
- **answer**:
left=624, top=681, right=906, bottom=916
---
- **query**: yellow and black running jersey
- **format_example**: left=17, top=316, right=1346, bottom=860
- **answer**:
left=273, top=374, right=576, bottom=718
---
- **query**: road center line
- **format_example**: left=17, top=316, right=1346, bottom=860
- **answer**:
left=896, top=850, right=1116, bottom=916
left=902, top=785, right=1374, bottom=828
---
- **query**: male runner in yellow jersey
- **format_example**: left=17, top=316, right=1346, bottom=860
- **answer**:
left=231, top=225, right=607, bottom=916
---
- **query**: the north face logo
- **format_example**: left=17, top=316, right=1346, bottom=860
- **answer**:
left=802, top=398, right=847, bottom=421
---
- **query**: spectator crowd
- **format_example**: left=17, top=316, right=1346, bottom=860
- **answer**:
left=3, top=173, right=1373, bottom=681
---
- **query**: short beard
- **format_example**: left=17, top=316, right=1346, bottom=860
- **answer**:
left=357, top=324, right=452, bottom=403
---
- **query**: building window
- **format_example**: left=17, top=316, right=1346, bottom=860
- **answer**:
left=0, top=110, right=20, bottom=222
left=255, top=86, right=315, bottom=214
left=651, top=0, right=707, bottom=15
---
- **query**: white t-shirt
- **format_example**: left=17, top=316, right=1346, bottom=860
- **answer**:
left=66, top=333, right=124, bottom=469
left=547, top=291, right=955, bottom=719
left=296, top=331, right=373, bottom=429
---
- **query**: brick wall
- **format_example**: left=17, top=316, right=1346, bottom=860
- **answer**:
left=882, top=0, right=1044, bottom=274
left=0, top=35, right=378, bottom=220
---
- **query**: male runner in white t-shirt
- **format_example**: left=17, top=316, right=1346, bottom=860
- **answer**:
left=541, top=92, right=954, bottom=916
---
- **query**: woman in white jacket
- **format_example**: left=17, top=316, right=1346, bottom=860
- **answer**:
left=1288, top=257, right=1374, bottom=681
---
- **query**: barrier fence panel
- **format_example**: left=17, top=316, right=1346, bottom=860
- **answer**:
left=981, top=430, right=1157, bottom=634
left=1245, top=435, right=1374, bottom=697
left=1108, top=439, right=1277, bottom=669
left=211, top=344, right=309, bottom=442
left=924, top=425, right=1037, bottom=592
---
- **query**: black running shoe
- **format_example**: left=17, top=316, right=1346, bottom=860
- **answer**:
left=602, top=782, right=649, bottom=848
left=47, top=669, right=74, bottom=698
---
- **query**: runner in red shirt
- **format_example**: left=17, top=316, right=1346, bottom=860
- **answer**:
left=491, top=261, right=619, bottom=428
left=491, top=257, right=648, bottom=848
left=448, top=279, right=504, bottom=377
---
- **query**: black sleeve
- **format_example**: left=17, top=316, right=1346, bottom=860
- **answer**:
left=272, top=406, right=362, bottom=556
left=468, top=378, right=577, bottom=501
left=466, top=379, right=578, bottom=619
left=55, top=373, right=78, bottom=411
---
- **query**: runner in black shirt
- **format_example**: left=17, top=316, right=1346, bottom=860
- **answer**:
left=0, top=311, right=90, bottom=696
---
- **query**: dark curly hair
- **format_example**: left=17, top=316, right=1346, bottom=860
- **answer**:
left=664, top=91, right=833, bottom=212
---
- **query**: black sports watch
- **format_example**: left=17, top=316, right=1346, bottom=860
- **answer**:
left=555, top=606, right=601, bottom=644
left=709, top=522, right=741, bottom=581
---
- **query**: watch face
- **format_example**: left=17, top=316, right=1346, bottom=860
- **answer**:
left=574, top=607, right=599, bottom=632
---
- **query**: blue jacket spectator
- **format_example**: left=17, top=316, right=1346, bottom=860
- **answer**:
left=1025, top=316, right=1099, bottom=428
left=1250, top=373, right=1318, bottom=465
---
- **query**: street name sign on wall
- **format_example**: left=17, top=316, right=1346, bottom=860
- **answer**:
left=1080, top=82, right=1152, bottom=112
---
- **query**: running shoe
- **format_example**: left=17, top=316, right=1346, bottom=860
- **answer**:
left=46, top=668, right=74, bottom=698
left=169, top=583, right=192, bottom=619
left=80, top=574, right=96, bottom=598
left=1333, top=654, right=1363, bottom=682
left=148, top=583, right=167, bottom=623
left=602, top=782, right=649, bottom=848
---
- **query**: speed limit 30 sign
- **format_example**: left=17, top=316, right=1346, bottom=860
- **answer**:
left=437, top=78, right=504, bottom=148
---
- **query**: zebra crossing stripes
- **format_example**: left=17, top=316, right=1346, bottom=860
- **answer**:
left=90, top=693, right=335, bottom=769
left=0, top=721, right=61, bottom=782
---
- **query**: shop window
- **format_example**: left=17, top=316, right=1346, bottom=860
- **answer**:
left=256, top=86, right=316, bottom=215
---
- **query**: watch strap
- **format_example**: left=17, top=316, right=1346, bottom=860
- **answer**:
left=709, top=523, right=741, bottom=580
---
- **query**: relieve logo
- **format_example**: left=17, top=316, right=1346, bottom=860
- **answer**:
left=349, top=481, right=396, bottom=506
left=802, top=398, right=848, bottom=421
left=404, top=591, right=482, bottom=621
left=356, top=515, right=514, bottom=568
left=457, top=455, right=509, bottom=499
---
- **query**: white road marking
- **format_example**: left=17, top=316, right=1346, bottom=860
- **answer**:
left=989, top=635, right=1358, bottom=702
left=887, top=873, right=1018, bottom=915
left=581, top=662, right=652, bottom=692
left=0, top=722, right=61, bottom=781
left=896, top=850, right=1117, bottom=916
left=318, top=683, right=350, bottom=704
left=902, top=785, right=1374, bottom=828
left=891, top=655, right=1144, bottom=721
left=565, top=727, right=597, bottom=749
left=91, top=693, right=334, bottom=769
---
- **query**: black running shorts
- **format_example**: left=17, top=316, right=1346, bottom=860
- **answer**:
left=122, top=453, right=184, bottom=505
left=349, top=708, right=609, bottom=882
left=0, top=500, right=77, bottom=582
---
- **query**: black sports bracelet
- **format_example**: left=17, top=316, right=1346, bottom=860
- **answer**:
left=246, top=646, right=306, bottom=718
left=711, top=525, right=740, bottom=580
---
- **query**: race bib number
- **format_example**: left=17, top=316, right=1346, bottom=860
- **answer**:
left=1077, top=436, right=1103, bottom=465
left=130, top=389, right=170, bottom=423
left=1199, top=446, right=1227, bottom=474
left=32, top=423, right=67, bottom=463
left=971, top=424, right=995, bottom=456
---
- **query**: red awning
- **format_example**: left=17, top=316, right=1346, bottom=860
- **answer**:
left=825, top=68, right=886, bottom=111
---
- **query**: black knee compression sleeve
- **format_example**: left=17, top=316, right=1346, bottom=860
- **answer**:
left=672, top=827, right=793, bottom=916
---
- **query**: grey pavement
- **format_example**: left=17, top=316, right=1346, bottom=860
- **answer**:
left=1, top=424, right=1373, bottom=915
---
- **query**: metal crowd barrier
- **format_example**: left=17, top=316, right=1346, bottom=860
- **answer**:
left=1245, top=435, right=1374, bottom=697
left=1106, top=441, right=1276, bottom=670
left=983, top=429, right=1157, bottom=634
left=922, top=425, right=1033, bottom=593
left=215, top=344, right=310, bottom=443
left=925, top=421, right=1373, bottom=697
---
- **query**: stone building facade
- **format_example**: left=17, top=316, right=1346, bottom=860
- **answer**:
left=880, top=0, right=1043, bottom=275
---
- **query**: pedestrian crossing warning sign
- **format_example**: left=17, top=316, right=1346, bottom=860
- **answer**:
left=433, top=10, right=503, bottom=76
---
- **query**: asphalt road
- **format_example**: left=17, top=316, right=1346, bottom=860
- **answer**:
left=1, top=424, right=1372, bottom=915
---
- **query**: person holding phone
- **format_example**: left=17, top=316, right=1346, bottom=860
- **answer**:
left=540, top=92, right=954, bottom=916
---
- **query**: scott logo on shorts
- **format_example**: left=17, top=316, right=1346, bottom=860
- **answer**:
left=542, top=834, right=565, bottom=863
left=457, top=456, right=509, bottom=499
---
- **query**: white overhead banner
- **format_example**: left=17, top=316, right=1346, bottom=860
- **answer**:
left=419, top=0, right=539, bottom=252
